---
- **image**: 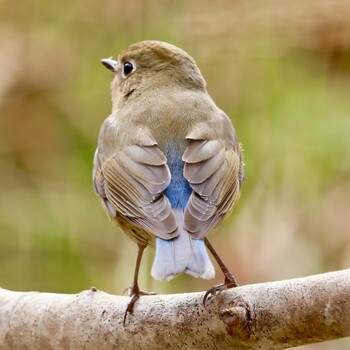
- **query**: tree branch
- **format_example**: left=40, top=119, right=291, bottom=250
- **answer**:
left=1, top=269, right=349, bottom=349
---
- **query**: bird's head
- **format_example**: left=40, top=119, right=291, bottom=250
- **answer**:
left=101, top=41, right=206, bottom=107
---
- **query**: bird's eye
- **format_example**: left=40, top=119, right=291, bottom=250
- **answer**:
left=123, top=62, right=134, bottom=77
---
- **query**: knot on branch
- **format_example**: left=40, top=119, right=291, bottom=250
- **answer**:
left=219, top=296, right=253, bottom=337
left=220, top=306, right=247, bottom=327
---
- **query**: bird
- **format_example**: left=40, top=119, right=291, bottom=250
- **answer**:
left=93, top=40, right=244, bottom=324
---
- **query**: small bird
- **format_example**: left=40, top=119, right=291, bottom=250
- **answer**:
left=93, top=41, right=244, bottom=323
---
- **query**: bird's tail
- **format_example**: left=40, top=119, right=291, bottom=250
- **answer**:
left=151, top=209, right=215, bottom=281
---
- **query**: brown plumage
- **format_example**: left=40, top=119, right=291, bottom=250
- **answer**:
left=94, top=41, right=244, bottom=323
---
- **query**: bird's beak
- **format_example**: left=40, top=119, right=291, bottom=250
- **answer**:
left=101, top=58, right=118, bottom=72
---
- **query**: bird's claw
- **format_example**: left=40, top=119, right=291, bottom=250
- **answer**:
left=203, top=273, right=238, bottom=309
left=123, top=285, right=156, bottom=325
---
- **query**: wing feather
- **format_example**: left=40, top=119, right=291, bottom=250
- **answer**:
left=183, top=138, right=243, bottom=238
left=183, top=140, right=222, bottom=163
left=184, top=147, right=225, bottom=184
left=94, top=143, right=178, bottom=240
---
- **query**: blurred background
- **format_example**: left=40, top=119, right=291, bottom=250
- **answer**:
left=0, top=0, right=349, bottom=348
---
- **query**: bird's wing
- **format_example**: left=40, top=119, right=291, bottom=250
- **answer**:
left=182, top=130, right=243, bottom=239
left=93, top=137, right=178, bottom=240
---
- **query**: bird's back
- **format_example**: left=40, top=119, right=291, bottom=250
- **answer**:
left=94, top=41, right=243, bottom=281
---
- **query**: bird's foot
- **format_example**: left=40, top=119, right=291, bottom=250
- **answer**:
left=123, top=285, right=156, bottom=325
left=203, top=273, right=238, bottom=309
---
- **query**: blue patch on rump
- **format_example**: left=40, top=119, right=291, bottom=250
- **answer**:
left=164, top=143, right=192, bottom=209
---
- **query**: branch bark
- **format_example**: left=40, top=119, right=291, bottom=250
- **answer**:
left=1, top=269, right=350, bottom=349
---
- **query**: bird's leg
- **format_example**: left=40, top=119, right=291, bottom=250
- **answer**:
left=123, top=244, right=156, bottom=325
left=203, top=238, right=238, bottom=308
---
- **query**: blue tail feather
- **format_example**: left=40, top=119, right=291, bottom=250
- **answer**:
left=151, top=143, right=215, bottom=281
left=151, top=210, right=215, bottom=280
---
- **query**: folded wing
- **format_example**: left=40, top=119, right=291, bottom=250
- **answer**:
left=183, top=137, right=243, bottom=239
left=93, top=143, right=178, bottom=240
